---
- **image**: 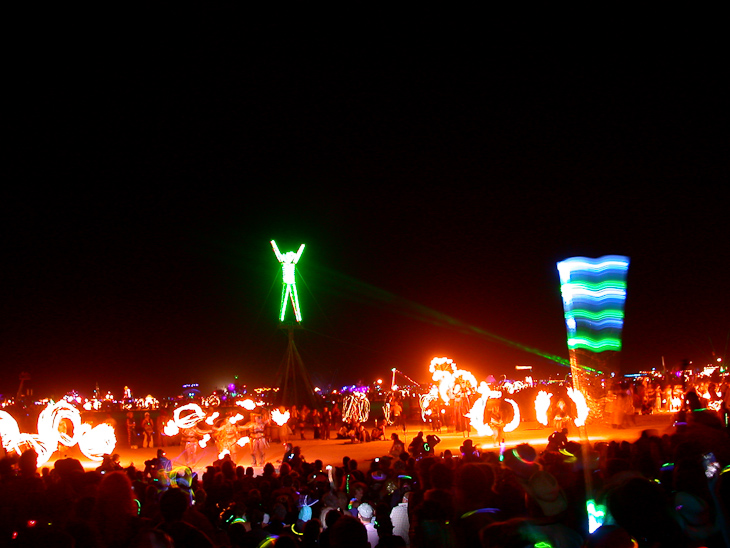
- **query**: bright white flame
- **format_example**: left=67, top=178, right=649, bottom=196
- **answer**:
left=465, top=397, right=492, bottom=437
left=237, top=399, right=256, bottom=411
left=429, top=357, right=478, bottom=405
left=237, top=436, right=250, bottom=446
left=0, top=410, right=22, bottom=451
left=174, top=404, right=206, bottom=429
left=77, top=423, right=117, bottom=462
left=10, top=433, right=55, bottom=466
left=567, top=387, right=589, bottom=427
left=218, top=449, right=230, bottom=459
left=2, top=402, right=117, bottom=465
left=199, top=433, right=211, bottom=448
left=37, top=400, right=81, bottom=447
left=205, top=412, right=220, bottom=426
left=163, top=419, right=179, bottom=437
left=535, top=391, right=553, bottom=426
left=271, top=409, right=290, bottom=426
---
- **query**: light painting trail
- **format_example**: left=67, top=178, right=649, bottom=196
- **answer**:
left=429, top=357, right=477, bottom=405
left=342, top=391, right=370, bottom=423
left=419, top=388, right=440, bottom=423
left=164, top=403, right=259, bottom=463
left=463, top=383, right=521, bottom=437
left=271, top=240, right=305, bottom=323
left=567, top=387, right=589, bottom=428
left=465, top=382, right=498, bottom=437
left=556, top=255, right=630, bottom=422
left=0, top=410, right=23, bottom=448
left=557, top=256, right=630, bottom=354
left=37, top=400, right=81, bottom=447
left=77, top=423, right=117, bottom=461
left=422, top=357, right=595, bottom=439
left=172, top=403, right=206, bottom=429
left=0, top=401, right=118, bottom=465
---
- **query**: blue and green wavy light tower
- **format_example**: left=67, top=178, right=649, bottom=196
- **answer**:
left=557, top=255, right=630, bottom=414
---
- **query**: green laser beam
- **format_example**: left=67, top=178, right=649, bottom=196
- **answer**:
left=309, top=265, right=572, bottom=368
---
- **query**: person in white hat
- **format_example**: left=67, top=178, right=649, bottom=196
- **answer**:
left=357, top=502, right=379, bottom=548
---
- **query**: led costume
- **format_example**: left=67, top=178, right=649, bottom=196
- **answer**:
left=271, top=240, right=305, bottom=323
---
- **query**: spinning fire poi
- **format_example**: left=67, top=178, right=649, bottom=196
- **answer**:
left=0, top=400, right=117, bottom=466
left=211, top=411, right=247, bottom=461
left=428, top=357, right=477, bottom=434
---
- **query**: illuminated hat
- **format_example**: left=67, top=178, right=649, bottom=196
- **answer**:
left=502, top=448, right=540, bottom=480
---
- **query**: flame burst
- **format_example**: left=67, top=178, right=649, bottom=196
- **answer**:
left=77, top=423, right=117, bottom=461
left=1, top=402, right=117, bottom=465
left=567, top=387, right=589, bottom=427
left=535, top=391, right=553, bottom=426
left=271, top=408, right=290, bottom=426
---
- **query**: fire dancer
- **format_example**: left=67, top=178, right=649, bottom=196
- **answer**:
left=553, top=399, right=571, bottom=432
left=214, top=412, right=244, bottom=461
left=180, top=424, right=203, bottom=466
left=489, top=404, right=504, bottom=447
left=248, top=413, right=268, bottom=467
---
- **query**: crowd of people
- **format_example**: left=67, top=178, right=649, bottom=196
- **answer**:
left=1, top=384, right=729, bottom=547
left=607, top=378, right=730, bottom=430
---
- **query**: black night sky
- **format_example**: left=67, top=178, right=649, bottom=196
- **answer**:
left=3, top=25, right=727, bottom=400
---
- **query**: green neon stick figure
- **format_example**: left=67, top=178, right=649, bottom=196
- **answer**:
left=271, top=240, right=305, bottom=322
